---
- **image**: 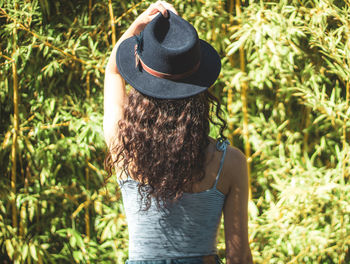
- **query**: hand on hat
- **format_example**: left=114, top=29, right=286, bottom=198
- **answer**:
left=105, top=1, right=178, bottom=75
left=133, top=1, right=178, bottom=35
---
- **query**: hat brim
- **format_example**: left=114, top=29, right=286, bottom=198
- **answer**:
left=116, top=36, right=221, bottom=99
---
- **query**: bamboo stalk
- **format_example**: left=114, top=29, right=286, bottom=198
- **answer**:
left=21, top=114, right=35, bottom=126
left=11, top=3, right=19, bottom=231
left=85, top=28, right=91, bottom=242
left=229, top=0, right=234, bottom=14
left=0, top=60, right=14, bottom=67
left=88, top=0, right=92, bottom=25
left=21, top=121, right=70, bottom=132
left=241, top=82, right=251, bottom=199
left=235, top=0, right=251, bottom=199
left=85, top=166, right=90, bottom=242
left=343, top=80, right=349, bottom=180
left=87, top=161, right=103, bottom=175
left=0, top=51, right=14, bottom=62
left=38, top=252, right=43, bottom=264
left=72, top=200, right=90, bottom=218
left=227, top=86, right=234, bottom=143
left=226, top=0, right=235, bottom=143
left=108, top=0, right=116, bottom=46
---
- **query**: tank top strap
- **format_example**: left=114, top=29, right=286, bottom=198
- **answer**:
left=213, top=138, right=230, bottom=188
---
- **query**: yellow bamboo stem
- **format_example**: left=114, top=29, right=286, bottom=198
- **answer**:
left=72, top=200, right=90, bottom=219
left=108, top=0, right=116, bottom=46
left=85, top=166, right=90, bottom=242
left=0, top=51, right=14, bottom=62
left=87, top=161, right=103, bottom=175
left=21, top=121, right=70, bottom=132
left=343, top=80, right=349, bottom=180
left=229, top=0, right=234, bottom=14
left=0, top=60, right=14, bottom=67
left=241, top=81, right=251, bottom=199
left=236, top=0, right=252, bottom=200
left=11, top=5, right=19, bottom=231
left=226, top=0, right=235, bottom=143
left=87, top=0, right=91, bottom=99
left=227, top=87, right=234, bottom=143
left=21, top=114, right=35, bottom=126
left=85, top=37, right=91, bottom=242
left=38, top=252, right=43, bottom=264
left=88, top=0, right=92, bottom=26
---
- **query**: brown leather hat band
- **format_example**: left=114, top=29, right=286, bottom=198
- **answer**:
left=134, top=45, right=200, bottom=81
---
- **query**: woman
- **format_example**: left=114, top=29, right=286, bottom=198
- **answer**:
left=104, top=1, right=252, bottom=263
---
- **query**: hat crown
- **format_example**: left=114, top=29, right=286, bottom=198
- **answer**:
left=139, top=11, right=201, bottom=75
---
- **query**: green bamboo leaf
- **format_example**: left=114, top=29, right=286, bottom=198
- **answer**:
left=22, top=244, right=28, bottom=260
left=5, top=240, right=14, bottom=260
left=70, top=235, right=77, bottom=248
left=227, top=30, right=251, bottom=56
left=28, top=200, right=35, bottom=222
left=313, top=114, right=327, bottom=124
left=73, top=250, right=83, bottom=261
left=30, top=244, right=38, bottom=261
left=73, top=231, right=84, bottom=248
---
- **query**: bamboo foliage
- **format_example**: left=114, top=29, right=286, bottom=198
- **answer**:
left=0, top=0, right=349, bottom=263
left=226, top=0, right=350, bottom=262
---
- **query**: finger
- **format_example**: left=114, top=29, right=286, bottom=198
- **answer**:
left=166, top=6, right=178, bottom=15
left=148, top=6, right=167, bottom=18
left=160, top=1, right=178, bottom=15
left=148, top=12, right=160, bottom=20
left=155, top=2, right=168, bottom=17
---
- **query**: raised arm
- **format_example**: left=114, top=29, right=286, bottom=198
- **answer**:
left=103, top=1, right=177, bottom=149
left=223, top=147, right=253, bottom=264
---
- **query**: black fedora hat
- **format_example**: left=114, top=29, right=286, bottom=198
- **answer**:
left=116, top=11, right=221, bottom=99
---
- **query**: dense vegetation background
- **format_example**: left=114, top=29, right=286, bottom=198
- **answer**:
left=1, top=0, right=349, bottom=263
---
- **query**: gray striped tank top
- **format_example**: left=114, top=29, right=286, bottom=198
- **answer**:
left=117, top=139, right=230, bottom=260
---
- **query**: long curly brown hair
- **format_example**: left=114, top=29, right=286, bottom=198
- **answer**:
left=104, top=88, right=227, bottom=210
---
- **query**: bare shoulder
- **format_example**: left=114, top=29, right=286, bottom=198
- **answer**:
left=226, top=145, right=247, bottom=166
left=222, top=144, right=248, bottom=190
